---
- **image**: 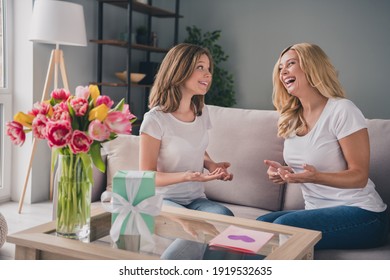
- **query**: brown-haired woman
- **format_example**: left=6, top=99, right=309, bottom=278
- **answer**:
left=139, top=43, right=234, bottom=216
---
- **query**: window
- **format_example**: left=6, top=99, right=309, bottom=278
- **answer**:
left=0, top=0, right=12, bottom=200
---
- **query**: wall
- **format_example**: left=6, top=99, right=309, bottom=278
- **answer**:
left=179, top=0, right=390, bottom=119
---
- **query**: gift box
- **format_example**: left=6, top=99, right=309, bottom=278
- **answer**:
left=112, top=170, right=156, bottom=235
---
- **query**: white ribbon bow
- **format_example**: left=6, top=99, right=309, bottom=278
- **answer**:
left=100, top=171, right=162, bottom=244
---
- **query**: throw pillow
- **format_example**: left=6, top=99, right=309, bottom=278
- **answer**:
left=101, top=134, right=140, bottom=191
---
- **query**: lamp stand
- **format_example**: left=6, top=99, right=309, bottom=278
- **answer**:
left=18, top=48, right=69, bottom=214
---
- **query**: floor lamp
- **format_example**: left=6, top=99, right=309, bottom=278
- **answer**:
left=18, top=0, right=87, bottom=213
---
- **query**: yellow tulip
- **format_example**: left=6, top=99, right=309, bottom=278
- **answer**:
left=14, top=112, right=35, bottom=128
left=89, top=85, right=100, bottom=105
left=88, top=104, right=109, bottom=122
left=43, top=100, right=54, bottom=117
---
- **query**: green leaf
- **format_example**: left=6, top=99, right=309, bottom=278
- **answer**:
left=106, top=133, right=117, bottom=141
left=90, top=141, right=105, bottom=173
left=67, top=102, right=80, bottom=130
left=130, top=116, right=138, bottom=124
left=79, top=153, right=93, bottom=184
left=67, top=101, right=75, bottom=118
left=112, top=98, right=125, bottom=112
left=51, top=148, right=60, bottom=172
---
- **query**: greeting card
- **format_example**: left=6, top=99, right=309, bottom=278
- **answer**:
left=208, top=225, right=274, bottom=254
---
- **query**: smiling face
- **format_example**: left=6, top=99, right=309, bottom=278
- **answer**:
left=278, top=50, right=310, bottom=96
left=181, top=54, right=212, bottom=96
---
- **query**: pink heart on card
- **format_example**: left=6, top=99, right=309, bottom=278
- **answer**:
left=228, top=235, right=255, bottom=243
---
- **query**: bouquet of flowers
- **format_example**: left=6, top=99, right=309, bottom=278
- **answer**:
left=6, top=84, right=136, bottom=172
left=6, top=85, right=136, bottom=240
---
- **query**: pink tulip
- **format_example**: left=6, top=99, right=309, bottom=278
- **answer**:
left=121, top=104, right=137, bottom=120
left=6, top=121, right=26, bottom=146
left=32, top=114, right=48, bottom=139
left=104, top=111, right=132, bottom=134
left=75, top=86, right=90, bottom=99
left=69, top=97, right=88, bottom=117
left=28, top=101, right=52, bottom=116
left=46, top=120, right=72, bottom=148
left=51, top=88, right=71, bottom=101
left=96, top=95, right=114, bottom=109
left=69, top=130, right=93, bottom=154
left=52, top=103, right=71, bottom=122
left=88, top=120, right=110, bottom=141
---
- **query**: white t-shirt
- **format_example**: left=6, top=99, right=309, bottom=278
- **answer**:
left=284, top=98, right=387, bottom=212
left=140, top=105, right=211, bottom=205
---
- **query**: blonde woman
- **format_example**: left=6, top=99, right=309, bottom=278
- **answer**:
left=258, top=43, right=389, bottom=249
left=140, top=43, right=234, bottom=216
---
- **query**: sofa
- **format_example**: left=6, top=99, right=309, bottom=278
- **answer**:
left=92, top=105, right=390, bottom=260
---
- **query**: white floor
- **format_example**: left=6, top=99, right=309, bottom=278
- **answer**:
left=0, top=201, right=53, bottom=260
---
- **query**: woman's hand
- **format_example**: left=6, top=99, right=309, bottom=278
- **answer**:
left=282, top=163, right=317, bottom=183
left=265, top=160, right=318, bottom=184
left=207, top=162, right=233, bottom=181
left=264, top=160, right=294, bottom=184
left=204, top=152, right=233, bottom=181
left=184, top=170, right=226, bottom=182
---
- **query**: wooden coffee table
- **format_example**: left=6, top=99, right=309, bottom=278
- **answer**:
left=7, top=204, right=321, bottom=260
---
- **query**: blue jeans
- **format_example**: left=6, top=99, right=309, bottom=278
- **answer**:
left=257, top=206, right=389, bottom=250
left=164, top=198, right=234, bottom=216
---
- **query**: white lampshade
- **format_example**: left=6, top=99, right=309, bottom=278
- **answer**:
left=30, top=0, right=87, bottom=47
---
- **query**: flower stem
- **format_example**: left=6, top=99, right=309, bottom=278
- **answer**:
left=56, top=153, right=92, bottom=239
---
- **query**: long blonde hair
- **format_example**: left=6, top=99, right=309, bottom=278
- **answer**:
left=149, top=43, right=214, bottom=116
left=272, top=43, right=346, bottom=138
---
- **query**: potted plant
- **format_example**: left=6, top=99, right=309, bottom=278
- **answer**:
left=184, top=26, right=236, bottom=107
left=136, top=26, right=148, bottom=45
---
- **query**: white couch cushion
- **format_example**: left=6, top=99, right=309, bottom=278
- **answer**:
left=205, top=106, right=285, bottom=211
left=102, top=135, right=140, bottom=191
left=366, top=119, right=390, bottom=214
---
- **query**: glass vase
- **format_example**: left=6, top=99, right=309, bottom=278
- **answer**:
left=56, top=153, right=93, bottom=242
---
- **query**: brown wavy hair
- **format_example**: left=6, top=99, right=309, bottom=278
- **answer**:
left=149, top=43, right=214, bottom=116
left=272, top=43, right=346, bottom=138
